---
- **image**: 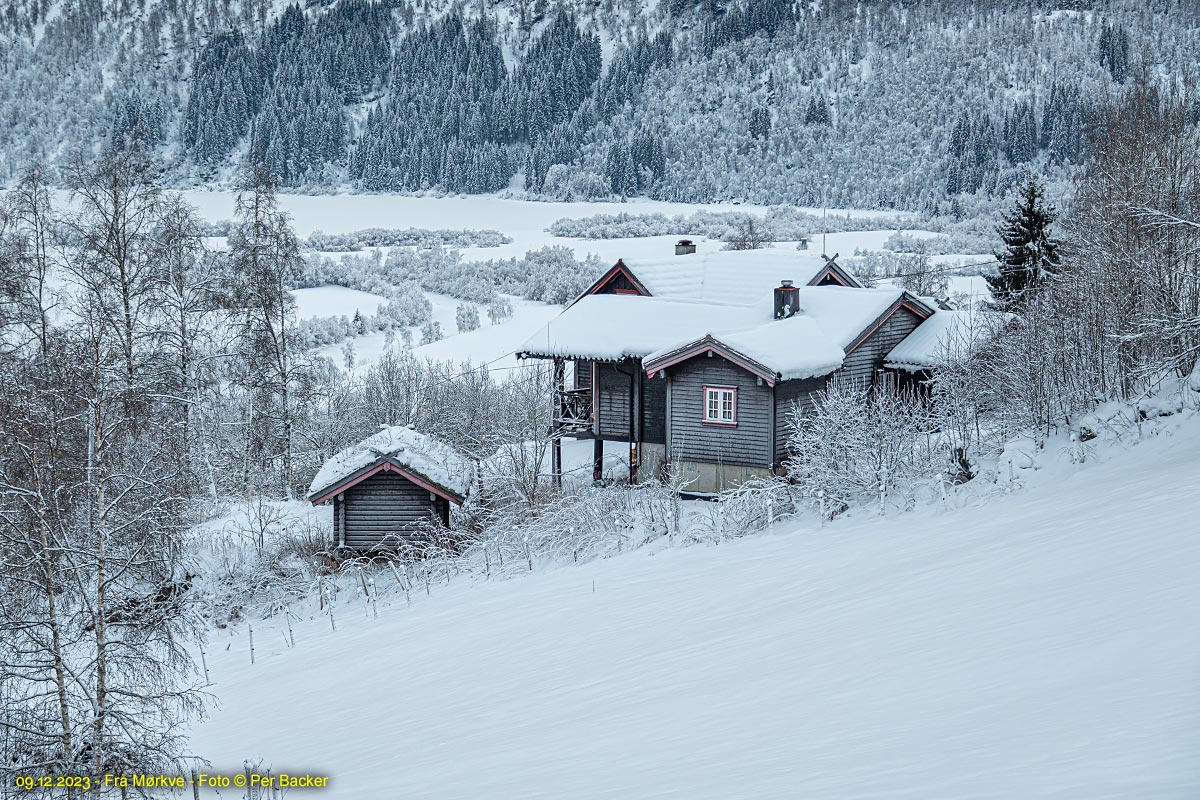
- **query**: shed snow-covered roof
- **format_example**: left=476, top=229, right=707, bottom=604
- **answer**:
left=885, top=310, right=1010, bottom=371
left=307, top=426, right=472, bottom=504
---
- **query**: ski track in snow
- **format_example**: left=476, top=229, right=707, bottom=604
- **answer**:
left=190, top=419, right=1200, bottom=799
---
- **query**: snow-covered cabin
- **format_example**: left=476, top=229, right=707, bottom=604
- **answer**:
left=306, top=426, right=472, bottom=550
left=518, top=249, right=982, bottom=493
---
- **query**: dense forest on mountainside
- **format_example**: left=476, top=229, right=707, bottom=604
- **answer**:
left=1, top=0, right=1197, bottom=211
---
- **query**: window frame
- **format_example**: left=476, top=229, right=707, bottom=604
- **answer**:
left=702, top=384, right=738, bottom=427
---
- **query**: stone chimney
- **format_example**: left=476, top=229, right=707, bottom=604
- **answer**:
left=774, top=279, right=800, bottom=319
left=675, top=238, right=697, bottom=256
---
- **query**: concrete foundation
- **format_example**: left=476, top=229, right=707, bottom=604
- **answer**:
left=669, top=459, right=773, bottom=494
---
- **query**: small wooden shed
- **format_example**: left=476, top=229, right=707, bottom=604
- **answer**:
left=306, top=426, right=471, bottom=550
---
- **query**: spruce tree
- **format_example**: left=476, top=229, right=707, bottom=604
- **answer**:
left=987, top=176, right=1061, bottom=312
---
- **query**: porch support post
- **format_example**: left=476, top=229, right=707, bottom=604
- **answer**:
left=629, top=359, right=642, bottom=484
left=552, top=358, right=564, bottom=490
left=593, top=437, right=603, bottom=483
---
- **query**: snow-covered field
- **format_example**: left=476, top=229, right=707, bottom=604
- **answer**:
left=302, top=291, right=561, bottom=372
left=290, top=286, right=385, bottom=320
left=179, top=190, right=948, bottom=266
left=190, top=413, right=1200, bottom=798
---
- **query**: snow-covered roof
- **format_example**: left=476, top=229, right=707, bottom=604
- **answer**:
left=885, top=310, right=1010, bottom=371
left=307, top=426, right=472, bottom=503
left=606, top=249, right=852, bottom=306
left=518, top=294, right=759, bottom=361
left=520, top=249, right=933, bottom=381
left=643, top=287, right=911, bottom=382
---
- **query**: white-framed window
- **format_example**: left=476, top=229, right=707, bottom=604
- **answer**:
left=703, top=385, right=737, bottom=426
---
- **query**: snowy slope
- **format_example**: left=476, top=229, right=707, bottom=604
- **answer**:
left=312, top=293, right=561, bottom=373
left=190, top=418, right=1200, bottom=798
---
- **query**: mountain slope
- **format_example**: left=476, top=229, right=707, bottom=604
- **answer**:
left=3, top=0, right=1200, bottom=212
left=190, top=414, right=1200, bottom=798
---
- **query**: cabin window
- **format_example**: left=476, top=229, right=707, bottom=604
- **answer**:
left=703, top=385, right=737, bottom=426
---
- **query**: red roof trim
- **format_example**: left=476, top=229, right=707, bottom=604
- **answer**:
left=844, top=296, right=934, bottom=356
left=589, top=262, right=651, bottom=298
left=310, top=459, right=464, bottom=506
left=808, top=264, right=849, bottom=287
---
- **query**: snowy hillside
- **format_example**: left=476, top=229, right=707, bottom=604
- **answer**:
left=4, top=0, right=1196, bottom=212
left=190, top=413, right=1200, bottom=798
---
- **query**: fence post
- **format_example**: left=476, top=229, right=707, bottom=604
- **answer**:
left=199, top=642, right=211, bottom=685
left=878, top=467, right=887, bottom=516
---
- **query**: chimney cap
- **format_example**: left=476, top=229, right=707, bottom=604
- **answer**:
left=780, top=279, right=794, bottom=288
left=677, top=238, right=694, bottom=246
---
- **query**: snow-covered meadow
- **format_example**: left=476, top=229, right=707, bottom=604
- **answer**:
left=189, top=401, right=1200, bottom=799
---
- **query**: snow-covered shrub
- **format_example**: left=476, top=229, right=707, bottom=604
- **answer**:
left=379, top=282, right=433, bottom=327
left=302, top=227, right=510, bottom=252
left=197, top=500, right=334, bottom=618
left=884, top=231, right=952, bottom=254
left=455, top=302, right=481, bottom=333
left=520, top=246, right=605, bottom=304
left=419, top=320, right=444, bottom=345
left=722, top=216, right=773, bottom=250
left=787, top=382, right=945, bottom=516
left=547, top=209, right=914, bottom=240
left=487, top=295, right=514, bottom=324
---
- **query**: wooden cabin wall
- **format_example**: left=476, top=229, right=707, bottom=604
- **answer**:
left=838, top=307, right=924, bottom=387
left=641, top=372, right=666, bottom=445
left=666, top=358, right=772, bottom=467
left=595, top=361, right=632, bottom=438
left=773, top=376, right=826, bottom=463
left=593, top=360, right=665, bottom=444
left=341, top=472, right=441, bottom=550
left=573, top=359, right=592, bottom=391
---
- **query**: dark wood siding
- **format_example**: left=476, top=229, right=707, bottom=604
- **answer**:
left=573, top=359, right=592, bottom=391
left=838, top=306, right=924, bottom=388
left=596, top=361, right=632, bottom=438
left=773, top=376, right=827, bottom=463
left=594, top=361, right=666, bottom=443
left=642, top=372, right=666, bottom=445
left=667, top=357, right=772, bottom=467
left=341, top=472, right=442, bottom=550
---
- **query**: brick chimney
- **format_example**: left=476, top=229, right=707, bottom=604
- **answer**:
left=675, top=239, right=697, bottom=256
left=774, top=280, right=800, bottom=319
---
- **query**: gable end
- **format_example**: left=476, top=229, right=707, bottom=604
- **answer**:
left=572, top=259, right=651, bottom=305
left=309, top=457, right=465, bottom=506
left=807, top=263, right=863, bottom=288
left=844, top=296, right=934, bottom=356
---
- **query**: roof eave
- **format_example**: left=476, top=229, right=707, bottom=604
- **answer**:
left=308, top=455, right=467, bottom=507
left=644, top=336, right=778, bottom=386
